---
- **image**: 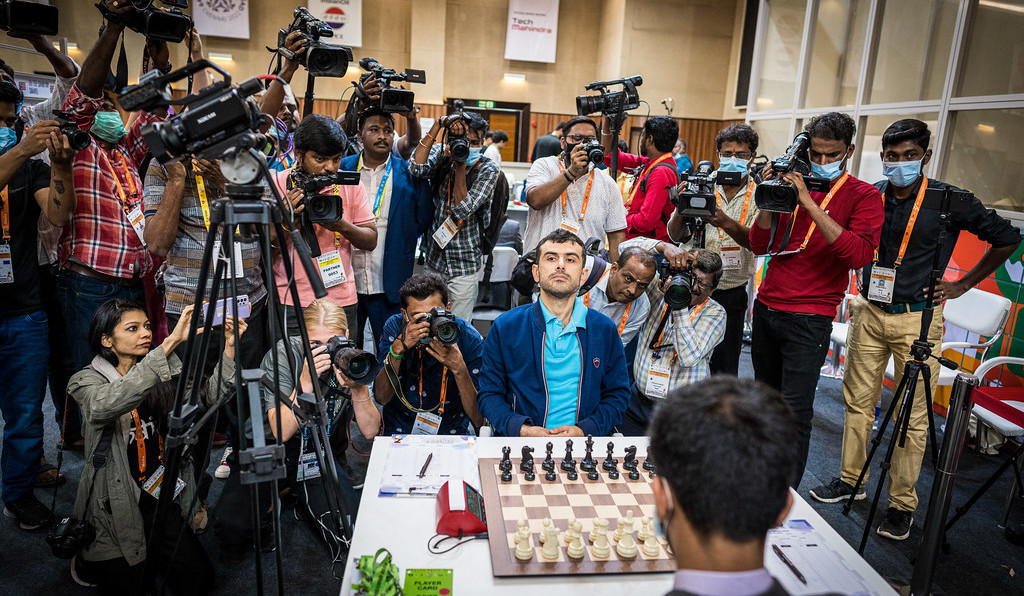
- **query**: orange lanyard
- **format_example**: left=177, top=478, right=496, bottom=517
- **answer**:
left=714, top=181, right=754, bottom=241
left=445, top=174, right=464, bottom=226
left=652, top=300, right=707, bottom=363
left=1, top=185, right=9, bottom=241
left=783, top=172, right=849, bottom=253
left=558, top=163, right=594, bottom=222
left=626, top=153, right=674, bottom=207
left=130, top=409, right=163, bottom=479
left=99, top=149, right=139, bottom=208
left=876, top=177, right=928, bottom=268
left=417, top=358, right=450, bottom=415
left=583, top=270, right=632, bottom=335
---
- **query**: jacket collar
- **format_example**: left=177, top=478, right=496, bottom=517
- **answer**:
left=91, top=355, right=123, bottom=383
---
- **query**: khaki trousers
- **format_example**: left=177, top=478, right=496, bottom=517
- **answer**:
left=839, top=294, right=944, bottom=512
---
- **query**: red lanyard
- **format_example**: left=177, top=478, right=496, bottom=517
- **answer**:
left=99, top=149, right=139, bottom=207
left=131, top=409, right=163, bottom=481
left=418, top=358, right=450, bottom=416
left=714, top=181, right=754, bottom=241
left=1, top=185, right=9, bottom=241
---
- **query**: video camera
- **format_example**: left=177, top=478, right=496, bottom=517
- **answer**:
left=278, top=7, right=353, bottom=78
left=0, top=0, right=58, bottom=35
left=290, top=169, right=360, bottom=225
left=657, top=261, right=696, bottom=311
left=96, top=0, right=191, bottom=44
left=670, top=160, right=717, bottom=219
left=52, top=110, right=91, bottom=151
left=422, top=308, right=460, bottom=346
left=753, top=132, right=831, bottom=213
left=576, top=75, right=643, bottom=117
left=324, top=336, right=378, bottom=386
left=358, top=57, right=426, bottom=114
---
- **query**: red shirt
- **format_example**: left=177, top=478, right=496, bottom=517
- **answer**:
left=610, top=151, right=678, bottom=242
left=749, top=174, right=883, bottom=317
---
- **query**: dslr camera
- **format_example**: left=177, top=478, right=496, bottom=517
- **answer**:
left=1, top=0, right=58, bottom=35
left=658, top=260, right=696, bottom=311
left=47, top=516, right=96, bottom=559
left=442, top=100, right=473, bottom=163
left=422, top=307, right=460, bottom=346
left=96, top=0, right=192, bottom=44
left=278, top=7, right=353, bottom=78
left=358, top=57, right=426, bottom=114
left=324, top=336, right=378, bottom=386
left=753, top=132, right=830, bottom=213
left=670, top=160, right=717, bottom=219
left=290, top=169, right=360, bottom=225
left=579, top=140, right=605, bottom=165
left=52, top=110, right=91, bottom=151
left=576, top=75, right=643, bottom=117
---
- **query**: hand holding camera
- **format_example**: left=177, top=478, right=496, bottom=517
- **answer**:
left=299, top=345, right=334, bottom=393
left=566, top=143, right=590, bottom=179
left=278, top=29, right=308, bottom=79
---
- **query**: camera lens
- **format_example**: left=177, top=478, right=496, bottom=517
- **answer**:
left=432, top=319, right=460, bottom=346
left=663, top=273, right=693, bottom=310
left=336, top=349, right=377, bottom=384
left=575, top=94, right=604, bottom=116
left=449, top=137, right=470, bottom=162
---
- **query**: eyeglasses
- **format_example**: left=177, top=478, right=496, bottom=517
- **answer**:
left=718, top=151, right=753, bottom=160
left=694, top=278, right=714, bottom=292
left=566, top=134, right=598, bottom=143
left=365, top=126, right=395, bottom=137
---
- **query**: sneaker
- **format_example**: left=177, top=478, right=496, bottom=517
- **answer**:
left=71, top=555, right=99, bottom=587
left=877, top=507, right=914, bottom=541
left=3, top=492, right=53, bottom=530
left=215, top=447, right=232, bottom=479
left=809, top=477, right=866, bottom=503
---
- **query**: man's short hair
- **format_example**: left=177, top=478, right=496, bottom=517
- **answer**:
left=560, top=116, right=598, bottom=138
left=555, top=121, right=568, bottom=132
left=644, top=116, right=679, bottom=153
left=536, top=228, right=584, bottom=259
left=0, top=80, right=24, bottom=106
left=616, top=246, right=656, bottom=270
left=693, top=249, right=723, bottom=288
left=490, top=130, right=509, bottom=143
left=804, top=112, right=856, bottom=147
left=648, top=376, right=799, bottom=543
left=484, top=131, right=494, bottom=141
left=357, top=107, right=396, bottom=132
left=882, top=119, right=931, bottom=152
left=294, top=114, right=348, bottom=156
left=0, top=59, right=13, bottom=81
left=399, top=273, right=450, bottom=309
left=715, top=123, right=759, bottom=153
left=464, top=112, right=488, bottom=134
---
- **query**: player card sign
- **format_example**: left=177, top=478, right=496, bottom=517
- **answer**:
left=308, top=0, right=363, bottom=47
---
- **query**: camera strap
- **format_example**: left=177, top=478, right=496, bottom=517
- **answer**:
left=1, top=184, right=10, bottom=241
left=115, top=31, right=129, bottom=93
left=767, top=172, right=848, bottom=255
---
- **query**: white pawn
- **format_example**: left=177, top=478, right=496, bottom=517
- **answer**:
left=515, top=532, right=534, bottom=561
left=541, top=525, right=560, bottom=560
left=613, top=517, right=626, bottom=542
left=637, top=516, right=652, bottom=542
left=563, top=518, right=578, bottom=545
left=642, top=534, right=660, bottom=558
left=617, top=531, right=638, bottom=559
left=572, top=519, right=584, bottom=541
left=591, top=529, right=611, bottom=559
left=539, top=518, right=553, bottom=544
left=514, top=519, right=530, bottom=545
left=567, top=535, right=585, bottom=560
left=590, top=517, right=609, bottom=543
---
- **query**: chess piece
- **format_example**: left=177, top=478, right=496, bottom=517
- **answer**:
left=544, top=469, right=556, bottom=482
left=621, top=510, right=635, bottom=534
left=591, top=530, right=611, bottom=559
left=567, top=468, right=578, bottom=481
left=567, top=535, right=585, bottom=560
left=613, top=517, right=626, bottom=542
left=499, top=446, right=513, bottom=471
left=501, top=468, right=512, bottom=482
left=623, top=445, right=638, bottom=472
left=637, top=517, right=652, bottom=542
left=524, top=469, right=536, bottom=481
left=587, top=467, right=599, bottom=481
left=628, top=467, right=640, bottom=481
left=602, top=441, right=618, bottom=471
left=563, top=519, right=582, bottom=545
left=541, top=526, right=560, bottom=560
left=590, top=517, right=608, bottom=543
left=560, top=439, right=576, bottom=471
left=520, top=446, right=535, bottom=472
left=542, top=442, right=555, bottom=472
left=539, top=517, right=552, bottom=543
left=608, top=467, right=619, bottom=480
left=642, top=535, right=660, bottom=558
left=515, top=532, right=534, bottom=561
left=580, top=435, right=596, bottom=471
left=616, top=531, right=638, bottom=559
left=642, top=449, right=654, bottom=471
left=515, top=520, right=529, bottom=545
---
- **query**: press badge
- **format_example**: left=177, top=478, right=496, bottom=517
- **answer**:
left=296, top=452, right=321, bottom=481
left=0, top=243, right=12, bottom=284
left=432, top=217, right=459, bottom=249
left=211, top=239, right=245, bottom=278
left=867, top=266, right=896, bottom=304
left=720, top=242, right=742, bottom=271
left=125, top=204, right=147, bottom=245
left=142, top=465, right=186, bottom=500
left=316, top=249, right=347, bottom=288
left=646, top=358, right=672, bottom=400
left=411, top=412, right=442, bottom=435
left=559, top=217, right=581, bottom=235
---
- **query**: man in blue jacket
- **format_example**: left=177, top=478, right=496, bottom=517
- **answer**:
left=477, top=229, right=631, bottom=437
left=341, top=108, right=434, bottom=348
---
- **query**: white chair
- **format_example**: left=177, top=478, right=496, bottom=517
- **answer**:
left=472, top=247, right=521, bottom=335
left=824, top=293, right=857, bottom=378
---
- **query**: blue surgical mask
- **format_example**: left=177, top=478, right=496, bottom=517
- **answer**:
left=91, top=111, right=127, bottom=144
left=882, top=160, right=922, bottom=188
left=466, top=146, right=483, bottom=166
left=810, top=156, right=847, bottom=180
left=0, top=127, right=15, bottom=155
left=718, top=156, right=749, bottom=175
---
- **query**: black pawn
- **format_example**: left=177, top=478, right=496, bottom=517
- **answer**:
left=567, top=468, right=578, bottom=481
left=560, top=439, right=576, bottom=472
left=545, top=469, right=556, bottom=482
left=499, top=446, right=513, bottom=472
left=643, top=450, right=654, bottom=471
left=524, top=469, right=536, bottom=481
left=649, top=469, right=656, bottom=479
left=501, top=469, right=512, bottom=482
left=587, top=467, right=599, bottom=481
left=542, top=442, right=555, bottom=472
left=608, top=467, right=619, bottom=480
left=602, top=441, right=618, bottom=471
left=628, top=468, right=640, bottom=481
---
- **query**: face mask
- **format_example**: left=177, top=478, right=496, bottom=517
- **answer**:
left=810, top=154, right=848, bottom=180
left=882, top=159, right=922, bottom=188
left=91, top=111, right=127, bottom=144
left=466, top=146, right=483, bottom=166
left=718, top=156, right=749, bottom=175
left=0, top=127, right=15, bottom=155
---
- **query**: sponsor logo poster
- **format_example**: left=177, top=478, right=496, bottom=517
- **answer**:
left=504, top=0, right=559, bottom=63
left=307, top=0, right=363, bottom=47
left=194, top=0, right=250, bottom=40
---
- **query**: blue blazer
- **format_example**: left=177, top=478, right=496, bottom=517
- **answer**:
left=340, top=152, right=434, bottom=302
left=476, top=302, right=631, bottom=437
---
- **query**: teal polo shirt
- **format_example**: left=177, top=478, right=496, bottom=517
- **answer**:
left=539, top=297, right=588, bottom=429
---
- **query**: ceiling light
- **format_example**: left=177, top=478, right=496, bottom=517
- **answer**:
left=209, top=52, right=233, bottom=62
left=503, top=72, right=526, bottom=82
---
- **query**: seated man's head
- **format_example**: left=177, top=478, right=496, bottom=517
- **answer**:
left=0, top=81, right=23, bottom=154
left=606, top=247, right=656, bottom=305
left=533, top=229, right=586, bottom=300
left=559, top=116, right=599, bottom=163
left=358, top=108, right=396, bottom=163
left=880, top=119, right=932, bottom=189
left=640, top=116, right=678, bottom=158
left=304, top=298, right=350, bottom=347
left=294, top=114, right=349, bottom=175
left=649, top=377, right=799, bottom=569
left=803, top=111, right=856, bottom=180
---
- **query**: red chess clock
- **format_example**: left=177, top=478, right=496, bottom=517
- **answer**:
left=436, top=479, right=487, bottom=536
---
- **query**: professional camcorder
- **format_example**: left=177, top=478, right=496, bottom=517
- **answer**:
left=290, top=170, right=360, bottom=225
left=278, top=7, right=353, bottom=78
left=670, top=160, right=717, bottom=219
left=358, top=57, right=426, bottom=113
left=576, top=75, right=643, bottom=117
left=96, top=0, right=192, bottom=44
left=325, top=336, right=378, bottom=386
left=52, top=110, right=91, bottom=151
left=579, top=140, right=605, bottom=165
left=658, top=260, right=696, bottom=311
left=422, top=307, right=460, bottom=346
left=0, top=0, right=58, bottom=35
left=753, top=132, right=831, bottom=213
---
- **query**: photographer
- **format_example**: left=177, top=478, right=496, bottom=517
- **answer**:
left=340, top=107, right=433, bottom=350
left=271, top=114, right=377, bottom=326
left=581, top=247, right=655, bottom=347
left=602, top=115, right=679, bottom=242
left=0, top=32, right=79, bottom=149
left=748, top=112, right=883, bottom=484
left=0, top=81, right=77, bottom=530
left=809, top=120, right=1020, bottom=541
left=524, top=116, right=626, bottom=259
left=411, top=111, right=501, bottom=321
left=374, top=273, right=484, bottom=435
left=667, top=123, right=760, bottom=375
left=615, top=237, right=726, bottom=435
left=66, top=300, right=241, bottom=594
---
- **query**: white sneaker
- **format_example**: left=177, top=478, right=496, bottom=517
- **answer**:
left=215, top=446, right=232, bottom=479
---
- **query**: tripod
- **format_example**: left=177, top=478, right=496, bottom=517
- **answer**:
left=843, top=187, right=963, bottom=555
left=142, top=149, right=353, bottom=596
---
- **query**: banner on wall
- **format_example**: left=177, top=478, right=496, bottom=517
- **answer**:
left=193, top=0, right=250, bottom=40
left=504, top=0, right=559, bottom=63
left=307, top=0, right=363, bottom=47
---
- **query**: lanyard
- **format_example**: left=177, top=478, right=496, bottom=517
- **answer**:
left=714, top=181, right=754, bottom=242
left=649, top=300, right=707, bottom=363
left=798, top=172, right=848, bottom=251
left=130, top=409, right=163, bottom=481
left=359, top=153, right=393, bottom=218
left=194, top=165, right=212, bottom=229
left=99, top=149, right=139, bottom=208
left=558, top=162, right=594, bottom=222
left=1, top=185, right=9, bottom=241
left=876, top=177, right=928, bottom=268
left=418, top=359, right=450, bottom=416
left=626, top=153, right=674, bottom=207
left=582, top=270, right=632, bottom=335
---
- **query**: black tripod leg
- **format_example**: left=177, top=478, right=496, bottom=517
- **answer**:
left=859, top=386, right=916, bottom=554
left=945, top=450, right=1022, bottom=532
left=920, top=365, right=938, bottom=466
left=844, top=375, right=906, bottom=515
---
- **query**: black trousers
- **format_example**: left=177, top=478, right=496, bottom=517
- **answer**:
left=709, top=284, right=749, bottom=376
left=39, top=264, right=80, bottom=438
left=750, top=300, right=832, bottom=486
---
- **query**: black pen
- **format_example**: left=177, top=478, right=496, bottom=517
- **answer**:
left=772, top=544, right=807, bottom=584
left=417, top=453, right=433, bottom=478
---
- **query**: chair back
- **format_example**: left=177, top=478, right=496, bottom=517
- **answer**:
left=943, top=288, right=1011, bottom=340
left=489, top=247, right=520, bottom=284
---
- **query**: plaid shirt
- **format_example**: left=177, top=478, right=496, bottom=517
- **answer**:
left=620, top=236, right=727, bottom=398
left=58, top=84, right=162, bottom=278
left=409, top=146, right=499, bottom=277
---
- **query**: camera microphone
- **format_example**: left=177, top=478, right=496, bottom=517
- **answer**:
left=359, top=57, right=381, bottom=71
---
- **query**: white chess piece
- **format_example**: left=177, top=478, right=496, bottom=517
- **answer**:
left=567, top=535, right=585, bottom=560
left=637, top=516, right=652, bottom=542
left=590, top=517, right=608, bottom=543
left=541, top=525, right=560, bottom=560
left=515, top=519, right=530, bottom=545
left=616, top=531, right=638, bottom=558
left=539, top=518, right=553, bottom=544
left=642, top=534, right=660, bottom=558
left=591, top=530, right=611, bottom=559
left=515, top=532, right=534, bottom=561
left=563, top=518, right=579, bottom=545
left=622, top=510, right=635, bottom=533
left=613, top=517, right=625, bottom=542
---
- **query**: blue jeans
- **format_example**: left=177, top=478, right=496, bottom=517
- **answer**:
left=0, top=310, right=50, bottom=502
left=356, top=293, right=400, bottom=351
left=56, top=270, right=145, bottom=373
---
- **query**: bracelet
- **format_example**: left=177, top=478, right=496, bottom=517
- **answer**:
left=389, top=346, right=405, bottom=360
left=418, top=139, right=432, bottom=148
left=563, top=171, right=575, bottom=184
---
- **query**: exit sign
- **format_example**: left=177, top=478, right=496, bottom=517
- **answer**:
left=476, top=100, right=495, bottom=109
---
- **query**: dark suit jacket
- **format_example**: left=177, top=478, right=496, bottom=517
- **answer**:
left=665, top=577, right=790, bottom=596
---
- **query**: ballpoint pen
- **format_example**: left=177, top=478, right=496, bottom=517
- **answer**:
left=772, top=544, right=807, bottom=585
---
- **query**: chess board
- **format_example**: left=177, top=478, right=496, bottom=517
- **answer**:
left=478, top=456, right=675, bottom=577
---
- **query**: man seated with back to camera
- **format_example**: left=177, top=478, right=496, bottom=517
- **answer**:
left=580, top=246, right=656, bottom=347
left=477, top=229, right=631, bottom=437
left=616, top=237, right=726, bottom=435
left=373, top=273, right=484, bottom=436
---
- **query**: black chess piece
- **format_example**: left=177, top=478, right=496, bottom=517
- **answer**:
left=567, top=468, right=579, bottom=481
left=608, top=467, right=620, bottom=480
left=520, top=446, right=535, bottom=473
left=524, top=469, right=536, bottom=481
left=602, top=441, right=618, bottom=471
left=545, top=468, right=557, bottom=481
left=542, top=442, right=555, bottom=472
left=623, top=445, right=638, bottom=471
left=499, top=446, right=513, bottom=472
left=628, top=468, right=640, bottom=481
left=561, top=439, right=576, bottom=471
left=642, top=449, right=654, bottom=471
left=581, top=435, right=596, bottom=471
left=501, top=469, right=513, bottom=482
left=587, top=467, right=599, bottom=481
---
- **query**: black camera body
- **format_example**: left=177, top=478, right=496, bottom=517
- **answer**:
left=754, top=132, right=826, bottom=213
left=47, top=516, right=96, bottom=559
left=291, top=170, right=359, bottom=225
left=358, top=57, right=426, bottom=114
left=324, top=336, right=378, bottom=386
left=278, top=7, right=353, bottom=78
left=443, top=101, right=473, bottom=163
left=1, top=0, right=58, bottom=35
left=96, top=1, right=191, bottom=44
left=671, top=160, right=717, bottom=219
left=52, top=110, right=91, bottom=151
left=576, top=75, right=643, bottom=116
left=657, top=261, right=695, bottom=311
left=579, top=140, right=605, bottom=165
left=423, top=307, right=460, bottom=346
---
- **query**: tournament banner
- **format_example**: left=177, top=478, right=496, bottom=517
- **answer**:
left=193, top=0, right=250, bottom=40
left=307, top=0, right=363, bottom=47
left=504, top=0, right=559, bottom=63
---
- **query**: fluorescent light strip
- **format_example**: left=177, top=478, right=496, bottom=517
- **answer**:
left=503, top=72, right=526, bottom=82
left=209, top=52, right=233, bottom=62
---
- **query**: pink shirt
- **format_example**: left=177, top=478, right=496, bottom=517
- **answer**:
left=271, top=169, right=375, bottom=307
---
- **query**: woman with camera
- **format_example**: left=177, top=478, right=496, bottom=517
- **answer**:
left=66, top=299, right=244, bottom=594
